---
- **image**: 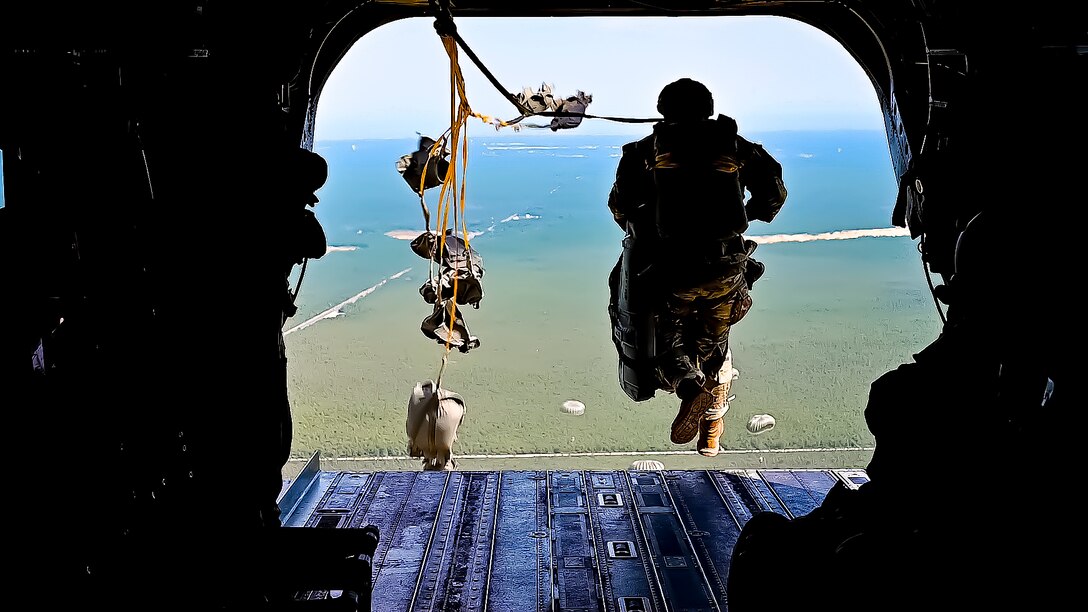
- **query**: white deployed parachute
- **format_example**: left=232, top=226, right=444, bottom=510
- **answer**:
left=560, top=400, right=586, bottom=415
left=629, top=459, right=665, bottom=471
left=746, top=414, right=776, bottom=435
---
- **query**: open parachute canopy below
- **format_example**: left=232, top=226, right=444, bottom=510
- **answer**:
left=560, top=400, right=586, bottom=415
left=629, top=460, right=665, bottom=471
left=746, top=414, right=776, bottom=435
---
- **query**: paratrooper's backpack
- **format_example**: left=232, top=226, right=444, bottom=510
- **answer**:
left=650, top=114, right=749, bottom=243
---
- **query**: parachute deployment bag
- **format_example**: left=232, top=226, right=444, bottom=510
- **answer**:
left=397, top=136, right=451, bottom=195
left=411, top=229, right=486, bottom=309
left=651, top=116, right=748, bottom=242
left=549, top=92, right=592, bottom=131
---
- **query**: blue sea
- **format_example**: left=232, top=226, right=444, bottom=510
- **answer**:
left=282, top=130, right=943, bottom=462
left=298, top=130, right=905, bottom=311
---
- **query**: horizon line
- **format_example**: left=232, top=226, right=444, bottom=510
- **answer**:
left=315, top=127, right=888, bottom=143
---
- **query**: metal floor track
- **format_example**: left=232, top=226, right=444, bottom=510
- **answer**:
left=278, top=456, right=869, bottom=611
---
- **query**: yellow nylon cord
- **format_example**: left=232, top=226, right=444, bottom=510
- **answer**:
left=430, top=34, right=476, bottom=361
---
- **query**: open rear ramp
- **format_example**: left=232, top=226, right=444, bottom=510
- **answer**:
left=278, top=456, right=867, bottom=611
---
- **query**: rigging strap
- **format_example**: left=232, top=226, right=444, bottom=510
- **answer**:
left=429, top=0, right=660, bottom=128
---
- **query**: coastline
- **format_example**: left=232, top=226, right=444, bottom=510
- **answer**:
left=372, top=226, right=912, bottom=245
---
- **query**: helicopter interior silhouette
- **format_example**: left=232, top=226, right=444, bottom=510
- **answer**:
left=1, top=1, right=1079, bottom=610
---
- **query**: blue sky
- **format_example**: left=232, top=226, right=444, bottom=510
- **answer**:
left=313, top=15, right=886, bottom=141
left=0, top=16, right=886, bottom=208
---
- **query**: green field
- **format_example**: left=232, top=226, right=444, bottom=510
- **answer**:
left=283, top=236, right=942, bottom=470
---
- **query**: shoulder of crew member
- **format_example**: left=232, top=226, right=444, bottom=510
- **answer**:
left=616, top=135, right=655, bottom=177
left=737, top=135, right=787, bottom=223
left=610, top=135, right=656, bottom=230
left=621, top=133, right=655, bottom=157
left=736, top=134, right=759, bottom=158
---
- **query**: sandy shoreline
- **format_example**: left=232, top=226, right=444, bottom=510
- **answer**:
left=377, top=227, right=911, bottom=244
left=385, top=229, right=424, bottom=240
left=384, top=229, right=485, bottom=240
left=751, top=227, right=911, bottom=244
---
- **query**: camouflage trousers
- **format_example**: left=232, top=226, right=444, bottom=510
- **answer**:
left=657, top=270, right=751, bottom=392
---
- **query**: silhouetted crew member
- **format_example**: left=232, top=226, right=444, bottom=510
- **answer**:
left=608, top=78, right=786, bottom=456
left=270, top=147, right=329, bottom=525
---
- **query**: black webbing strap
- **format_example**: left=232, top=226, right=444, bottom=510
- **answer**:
left=429, top=0, right=660, bottom=126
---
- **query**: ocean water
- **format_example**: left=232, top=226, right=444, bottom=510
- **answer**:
left=283, top=130, right=943, bottom=466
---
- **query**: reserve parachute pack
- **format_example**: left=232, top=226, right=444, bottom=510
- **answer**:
left=651, top=114, right=748, bottom=242
left=610, top=235, right=662, bottom=402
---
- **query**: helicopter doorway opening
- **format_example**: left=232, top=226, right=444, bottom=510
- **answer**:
left=284, top=14, right=935, bottom=475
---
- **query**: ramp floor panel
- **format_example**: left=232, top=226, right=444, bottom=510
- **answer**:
left=279, top=468, right=867, bottom=611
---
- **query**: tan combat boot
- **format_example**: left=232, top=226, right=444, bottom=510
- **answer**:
left=671, top=389, right=712, bottom=444
left=698, top=382, right=731, bottom=457
left=674, top=349, right=736, bottom=446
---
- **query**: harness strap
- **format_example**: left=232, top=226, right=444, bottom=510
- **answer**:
left=654, top=153, right=741, bottom=172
